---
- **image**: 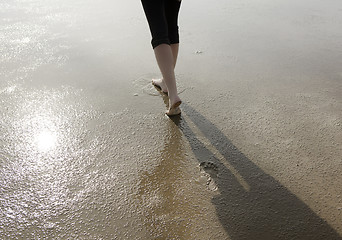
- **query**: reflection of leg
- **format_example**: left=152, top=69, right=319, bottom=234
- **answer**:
left=154, top=44, right=181, bottom=115
left=152, top=43, right=179, bottom=94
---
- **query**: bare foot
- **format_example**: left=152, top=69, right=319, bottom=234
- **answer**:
left=166, top=97, right=182, bottom=116
left=152, top=79, right=168, bottom=94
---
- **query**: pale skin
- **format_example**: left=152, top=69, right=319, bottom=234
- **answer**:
left=152, top=43, right=182, bottom=115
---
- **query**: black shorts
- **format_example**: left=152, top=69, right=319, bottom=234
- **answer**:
left=141, top=0, right=181, bottom=49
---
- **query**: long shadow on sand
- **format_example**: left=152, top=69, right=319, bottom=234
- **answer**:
left=173, top=103, right=341, bottom=240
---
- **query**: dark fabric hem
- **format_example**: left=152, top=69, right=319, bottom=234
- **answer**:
left=152, top=39, right=171, bottom=49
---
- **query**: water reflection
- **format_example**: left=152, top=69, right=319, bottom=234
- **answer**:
left=35, top=130, right=57, bottom=152
left=138, top=117, right=193, bottom=239
left=20, top=111, right=60, bottom=157
left=0, top=88, right=83, bottom=239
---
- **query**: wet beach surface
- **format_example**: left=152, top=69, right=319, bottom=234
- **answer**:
left=1, top=0, right=342, bottom=239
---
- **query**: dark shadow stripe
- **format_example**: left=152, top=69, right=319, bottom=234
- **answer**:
left=171, top=103, right=341, bottom=240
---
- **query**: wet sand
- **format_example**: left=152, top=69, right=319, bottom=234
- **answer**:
left=1, top=0, right=342, bottom=239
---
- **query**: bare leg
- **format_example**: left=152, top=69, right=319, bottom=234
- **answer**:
left=171, top=43, right=179, bottom=68
left=153, top=44, right=181, bottom=114
left=152, top=43, right=179, bottom=93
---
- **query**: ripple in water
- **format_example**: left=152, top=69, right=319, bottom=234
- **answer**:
left=133, top=74, right=186, bottom=97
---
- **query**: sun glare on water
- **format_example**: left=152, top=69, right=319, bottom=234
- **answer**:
left=35, top=130, right=57, bottom=152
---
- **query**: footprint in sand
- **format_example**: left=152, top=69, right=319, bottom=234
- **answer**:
left=199, top=161, right=219, bottom=191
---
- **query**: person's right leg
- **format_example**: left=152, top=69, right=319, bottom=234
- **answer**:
left=152, top=43, right=179, bottom=94
left=154, top=44, right=181, bottom=115
left=141, top=0, right=181, bottom=115
left=166, top=0, right=181, bottom=66
left=171, top=43, right=179, bottom=68
left=152, top=0, right=181, bottom=95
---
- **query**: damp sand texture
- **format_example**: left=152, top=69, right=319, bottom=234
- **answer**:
left=1, top=0, right=342, bottom=239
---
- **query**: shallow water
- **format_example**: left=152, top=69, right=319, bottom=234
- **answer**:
left=1, top=0, right=342, bottom=239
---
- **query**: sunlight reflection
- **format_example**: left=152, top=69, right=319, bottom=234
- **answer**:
left=35, top=130, right=57, bottom=152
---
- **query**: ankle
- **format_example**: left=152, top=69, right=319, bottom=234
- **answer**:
left=169, top=95, right=181, bottom=105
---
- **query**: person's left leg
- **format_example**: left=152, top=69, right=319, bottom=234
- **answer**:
left=141, top=0, right=169, bottom=48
